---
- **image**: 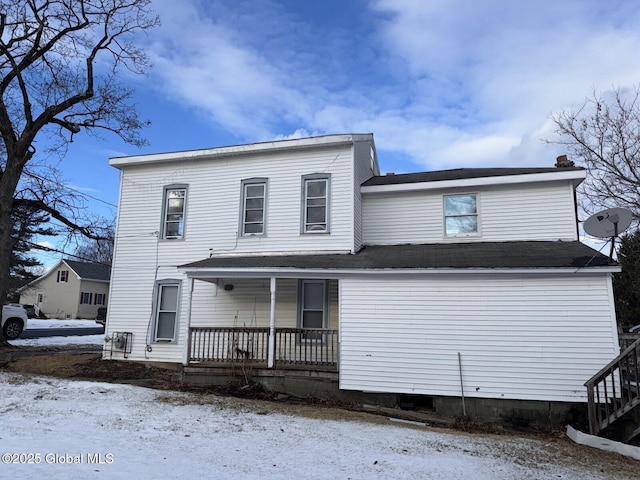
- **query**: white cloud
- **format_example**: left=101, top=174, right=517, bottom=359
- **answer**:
left=36, top=241, right=56, bottom=251
left=141, top=0, right=640, bottom=172
left=369, top=0, right=640, bottom=167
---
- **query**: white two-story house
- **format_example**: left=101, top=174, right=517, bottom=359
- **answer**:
left=105, top=133, right=620, bottom=426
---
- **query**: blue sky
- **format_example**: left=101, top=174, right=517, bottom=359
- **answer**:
left=36, top=0, right=640, bottom=265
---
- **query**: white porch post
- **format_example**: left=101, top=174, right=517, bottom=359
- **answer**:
left=268, top=277, right=276, bottom=368
left=182, top=277, right=195, bottom=366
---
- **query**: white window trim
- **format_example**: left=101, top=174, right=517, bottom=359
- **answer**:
left=443, top=192, right=481, bottom=238
left=301, top=174, right=331, bottom=234
left=239, top=178, right=268, bottom=236
left=161, top=184, right=188, bottom=240
left=152, top=280, right=182, bottom=343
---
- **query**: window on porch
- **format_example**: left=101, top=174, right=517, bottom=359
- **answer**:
left=298, top=279, right=328, bottom=341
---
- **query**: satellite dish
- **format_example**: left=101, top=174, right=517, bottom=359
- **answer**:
left=583, top=208, right=633, bottom=238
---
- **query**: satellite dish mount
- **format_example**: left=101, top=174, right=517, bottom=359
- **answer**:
left=583, top=208, right=633, bottom=262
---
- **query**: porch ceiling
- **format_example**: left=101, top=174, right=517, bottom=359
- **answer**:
left=180, top=241, right=613, bottom=277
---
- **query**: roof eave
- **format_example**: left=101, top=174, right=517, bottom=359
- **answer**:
left=182, top=265, right=619, bottom=279
left=109, top=134, right=369, bottom=168
left=361, top=170, right=587, bottom=194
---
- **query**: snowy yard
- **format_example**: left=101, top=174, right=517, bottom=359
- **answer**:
left=1, top=321, right=638, bottom=479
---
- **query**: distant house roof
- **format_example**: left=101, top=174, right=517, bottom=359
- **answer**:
left=362, top=167, right=585, bottom=187
left=64, top=260, right=111, bottom=281
left=181, top=241, right=612, bottom=273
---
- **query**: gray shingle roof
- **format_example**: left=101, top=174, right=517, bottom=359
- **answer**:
left=362, top=167, right=585, bottom=187
left=181, top=241, right=611, bottom=271
left=65, top=260, right=111, bottom=281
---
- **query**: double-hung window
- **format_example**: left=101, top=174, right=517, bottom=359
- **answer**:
left=297, top=279, right=328, bottom=341
left=240, top=178, right=267, bottom=236
left=153, top=280, right=181, bottom=342
left=162, top=185, right=187, bottom=239
left=302, top=174, right=330, bottom=233
left=80, top=292, right=92, bottom=304
left=444, top=194, right=479, bottom=236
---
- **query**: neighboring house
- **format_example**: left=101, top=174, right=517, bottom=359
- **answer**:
left=20, top=259, right=111, bottom=319
left=105, top=133, right=622, bottom=427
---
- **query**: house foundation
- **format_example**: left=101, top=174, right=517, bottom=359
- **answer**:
left=178, top=365, right=587, bottom=431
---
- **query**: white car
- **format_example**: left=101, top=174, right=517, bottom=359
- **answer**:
left=629, top=324, right=640, bottom=334
left=2, top=304, right=28, bottom=340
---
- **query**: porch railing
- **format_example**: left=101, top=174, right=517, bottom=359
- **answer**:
left=189, top=327, right=338, bottom=369
left=585, top=336, right=640, bottom=436
left=189, top=327, right=270, bottom=363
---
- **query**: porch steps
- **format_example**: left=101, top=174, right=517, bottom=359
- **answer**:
left=585, top=335, right=640, bottom=445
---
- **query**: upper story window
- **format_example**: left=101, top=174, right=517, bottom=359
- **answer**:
left=240, top=178, right=267, bottom=236
left=162, top=185, right=187, bottom=240
left=444, top=194, right=479, bottom=236
left=302, top=174, right=330, bottom=233
left=57, top=270, right=69, bottom=282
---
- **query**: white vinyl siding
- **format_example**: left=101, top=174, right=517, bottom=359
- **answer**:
left=339, top=274, right=618, bottom=402
left=363, top=182, right=578, bottom=244
left=353, top=139, right=378, bottom=251
left=106, top=137, right=369, bottom=363
left=113, top=146, right=354, bottom=268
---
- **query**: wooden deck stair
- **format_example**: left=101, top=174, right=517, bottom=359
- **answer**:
left=585, top=335, right=640, bottom=445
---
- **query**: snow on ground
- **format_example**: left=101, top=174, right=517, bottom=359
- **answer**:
left=0, top=372, right=635, bottom=480
left=11, top=334, right=104, bottom=347
left=25, top=319, right=102, bottom=330
left=3, top=323, right=638, bottom=479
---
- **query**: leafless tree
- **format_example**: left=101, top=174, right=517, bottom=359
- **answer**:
left=550, top=86, right=640, bottom=224
left=0, top=0, right=158, bottom=345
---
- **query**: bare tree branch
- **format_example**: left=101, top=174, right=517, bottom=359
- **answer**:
left=549, top=86, right=640, bottom=224
left=0, top=0, right=158, bottom=344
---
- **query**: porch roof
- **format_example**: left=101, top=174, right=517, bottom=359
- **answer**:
left=180, top=241, right=613, bottom=274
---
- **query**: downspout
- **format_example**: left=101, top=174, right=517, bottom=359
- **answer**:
left=268, top=277, right=276, bottom=368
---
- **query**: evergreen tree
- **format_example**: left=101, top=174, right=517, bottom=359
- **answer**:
left=613, top=230, right=640, bottom=331
left=8, top=203, right=55, bottom=302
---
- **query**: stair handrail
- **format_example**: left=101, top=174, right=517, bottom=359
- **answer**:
left=585, top=336, right=640, bottom=435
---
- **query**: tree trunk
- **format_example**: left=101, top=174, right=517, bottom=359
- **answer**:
left=0, top=160, right=26, bottom=347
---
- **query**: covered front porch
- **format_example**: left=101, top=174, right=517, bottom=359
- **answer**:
left=182, top=274, right=340, bottom=372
